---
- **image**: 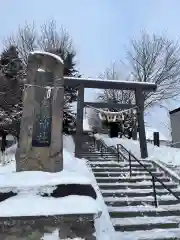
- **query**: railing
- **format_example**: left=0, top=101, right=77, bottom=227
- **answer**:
left=92, top=136, right=180, bottom=208
left=92, top=136, right=120, bottom=159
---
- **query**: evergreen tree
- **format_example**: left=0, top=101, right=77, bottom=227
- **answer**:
left=0, top=45, right=23, bottom=82
left=0, top=45, right=24, bottom=137
left=49, top=47, right=80, bottom=134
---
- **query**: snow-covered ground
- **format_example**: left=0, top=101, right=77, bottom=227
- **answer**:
left=145, top=127, right=169, bottom=142
left=0, top=135, right=114, bottom=240
left=98, top=134, right=180, bottom=173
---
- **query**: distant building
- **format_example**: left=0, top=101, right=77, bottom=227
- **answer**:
left=169, top=107, right=180, bottom=148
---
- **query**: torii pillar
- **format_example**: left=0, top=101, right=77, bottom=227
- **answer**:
left=135, top=89, right=148, bottom=159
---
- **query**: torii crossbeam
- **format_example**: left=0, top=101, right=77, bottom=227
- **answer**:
left=64, top=77, right=157, bottom=159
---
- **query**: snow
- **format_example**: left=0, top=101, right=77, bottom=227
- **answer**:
left=43, top=229, right=85, bottom=240
left=112, top=216, right=180, bottom=225
left=0, top=138, right=100, bottom=218
left=104, top=194, right=176, bottom=202
left=86, top=161, right=116, bottom=240
left=30, top=51, right=64, bottom=64
left=98, top=134, right=180, bottom=169
left=0, top=135, right=114, bottom=240
left=145, top=127, right=168, bottom=141
left=0, top=134, right=15, bottom=140
left=107, top=205, right=161, bottom=212
left=0, top=195, right=100, bottom=217
left=63, top=76, right=157, bottom=87
left=114, top=228, right=180, bottom=240
left=92, top=133, right=180, bottom=239
left=0, top=171, right=93, bottom=190
left=83, top=118, right=92, bottom=131
left=70, top=102, right=92, bottom=131
left=101, top=188, right=174, bottom=194
left=37, top=68, right=45, bottom=72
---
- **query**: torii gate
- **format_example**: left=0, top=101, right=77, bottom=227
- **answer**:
left=64, top=77, right=157, bottom=159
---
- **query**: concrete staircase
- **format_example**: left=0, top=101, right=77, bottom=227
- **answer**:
left=80, top=139, right=180, bottom=240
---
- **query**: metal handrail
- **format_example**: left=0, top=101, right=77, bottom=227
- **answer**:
left=115, top=143, right=180, bottom=204
left=92, top=136, right=180, bottom=207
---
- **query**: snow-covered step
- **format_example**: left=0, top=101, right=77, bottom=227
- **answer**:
left=114, top=228, right=180, bottom=240
left=104, top=194, right=177, bottom=202
left=92, top=167, right=157, bottom=172
left=82, top=154, right=118, bottom=158
left=83, top=153, right=117, bottom=156
left=90, top=162, right=153, bottom=168
left=104, top=196, right=179, bottom=207
left=98, top=182, right=178, bottom=190
left=90, top=159, right=153, bottom=166
left=94, top=171, right=164, bottom=177
left=84, top=138, right=180, bottom=237
left=92, top=167, right=123, bottom=172
left=112, top=216, right=180, bottom=231
left=108, top=205, right=180, bottom=218
left=90, top=163, right=120, bottom=167
left=96, top=176, right=170, bottom=183
left=89, top=161, right=120, bottom=165
left=130, top=172, right=164, bottom=177
left=89, top=158, right=122, bottom=162
left=101, top=188, right=180, bottom=198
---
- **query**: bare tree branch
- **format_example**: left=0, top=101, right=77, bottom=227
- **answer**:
left=5, top=22, right=37, bottom=65
left=99, top=32, right=180, bottom=112
left=4, top=20, right=74, bottom=68
left=128, top=31, right=180, bottom=108
left=98, top=63, right=135, bottom=109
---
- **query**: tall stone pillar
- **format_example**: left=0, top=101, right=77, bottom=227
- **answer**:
left=16, top=51, right=64, bottom=172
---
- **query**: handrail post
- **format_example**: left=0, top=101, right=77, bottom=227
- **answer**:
left=97, top=140, right=100, bottom=152
left=117, top=144, right=120, bottom=163
left=152, top=176, right=158, bottom=208
left=129, top=151, right=132, bottom=177
left=112, top=142, right=180, bottom=204
left=95, top=138, right=97, bottom=151
left=100, top=142, right=103, bottom=157
left=93, top=135, right=95, bottom=148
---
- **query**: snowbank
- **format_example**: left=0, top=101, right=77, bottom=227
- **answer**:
left=83, top=118, right=92, bottom=131
left=63, top=135, right=75, bottom=154
left=98, top=134, right=180, bottom=167
left=0, top=136, right=101, bottom=216
left=0, top=170, right=93, bottom=189
left=43, top=230, right=85, bottom=240
left=145, top=127, right=168, bottom=141
left=0, top=195, right=100, bottom=217
left=0, top=135, right=112, bottom=240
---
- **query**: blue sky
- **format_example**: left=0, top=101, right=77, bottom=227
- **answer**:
left=1, top=0, right=180, bottom=138
left=1, top=0, right=180, bottom=77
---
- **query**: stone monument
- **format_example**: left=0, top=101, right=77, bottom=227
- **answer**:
left=0, top=51, right=98, bottom=240
left=16, top=51, right=64, bottom=172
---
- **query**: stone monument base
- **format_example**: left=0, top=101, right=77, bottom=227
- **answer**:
left=0, top=215, right=96, bottom=240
